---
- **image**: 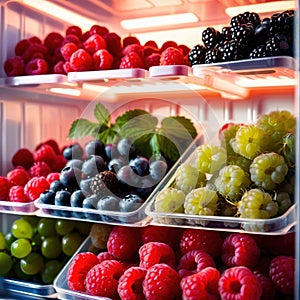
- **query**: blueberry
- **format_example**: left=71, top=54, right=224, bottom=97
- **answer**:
left=117, top=165, right=139, bottom=188
left=54, top=190, right=72, bottom=217
left=59, top=166, right=82, bottom=190
left=104, top=143, right=118, bottom=161
left=81, top=155, right=106, bottom=178
left=49, top=180, right=66, bottom=193
left=129, top=156, right=149, bottom=176
left=82, top=195, right=101, bottom=220
left=70, top=190, right=86, bottom=208
left=108, top=157, right=126, bottom=173
left=65, top=159, right=83, bottom=169
left=97, top=195, right=120, bottom=211
left=63, top=143, right=84, bottom=160
left=117, top=138, right=136, bottom=161
left=119, top=193, right=144, bottom=212
left=80, top=178, right=93, bottom=196
left=38, top=190, right=55, bottom=205
left=136, top=178, right=155, bottom=199
left=85, top=140, right=105, bottom=158
left=149, top=160, right=168, bottom=182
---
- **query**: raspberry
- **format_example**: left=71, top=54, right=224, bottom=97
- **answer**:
left=29, top=161, right=52, bottom=177
left=177, top=250, right=216, bottom=279
left=9, top=185, right=29, bottom=203
left=160, top=41, right=178, bottom=52
left=51, top=155, right=67, bottom=172
left=218, top=266, right=262, bottom=300
left=122, top=44, right=144, bottom=58
left=118, top=266, right=147, bottom=300
left=0, top=176, right=11, bottom=200
left=221, top=233, right=260, bottom=269
left=4, top=56, right=25, bottom=76
left=269, top=256, right=295, bottom=295
left=63, top=61, right=74, bottom=73
left=160, top=47, right=185, bottom=65
left=85, top=260, right=124, bottom=297
left=93, top=49, right=114, bottom=70
left=40, top=139, right=61, bottom=155
left=89, top=25, right=109, bottom=37
left=263, top=232, right=295, bottom=257
left=66, top=25, right=82, bottom=39
left=46, top=172, right=60, bottom=184
left=253, top=270, right=276, bottom=300
left=15, top=39, right=31, bottom=56
left=12, top=148, right=34, bottom=169
left=25, top=58, right=49, bottom=75
left=34, top=144, right=56, bottom=165
left=180, top=267, right=220, bottom=300
left=139, top=242, right=176, bottom=269
left=180, top=229, right=223, bottom=258
left=119, top=52, right=145, bottom=69
left=154, top=187, right=185, bottom=213
left=69, top=49, right=94, bottom=71
left=144, top=40, right=158, bottom=48
left=67, top=252, right=99, bottom=292
left=143, top=45, right=160, bottom=58
left=123, top=36, right=141, bottom=48
left=22, top=43, right=48, bottom=62
left=83, top=34, right=107, bottom=54
left=103, top=32, right=122, bottom=57
left=60, top=42, right=79, bottom=61
left=6, top=168, right=31, bottom=187
left=63, top=34, right=83, bottom=47
left=44, top=32, right=64, bottom=54
left=145, top=53, right=161, bottom=69
left=97, top=251, right=115, bottom=263
left=24, top=176, right=50, bottom=201
left=53, top=61, right=66, bottom=74
left=179, top=44, right=191, bottom=56
left=107, top=226, right=142, bottom=260
left=142, top=263, right=181, bottom=300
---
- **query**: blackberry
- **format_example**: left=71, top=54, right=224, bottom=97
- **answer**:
left=242, top=11, right=261, bottom=27
left=254, top=21, right=271, bottom=45
left=230, top=14, right=245, bottom=28
left=249, top=45, right=268, bottom=59
left=222, top=40, right=246, bottom=62
left=204, top=48, right=222, bottom=64
left=265, top=34, right=291, bottom=56
left=230, top=23, right=255, bottom=46
left=188, top=44, right=207, bottom=65
left=269, top=10, right=295, bottom=37
left=90, top=170, right=118, bottom=198
left=220, top=26, right=232, bottom=42
left=202, top=27, right=221, bottom=49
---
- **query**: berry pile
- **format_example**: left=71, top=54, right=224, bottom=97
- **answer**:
left=66, top=224, right=295, bottom=299
left=153, top=110, right=296, bottom=228
left=0, top=139, right=67, bottom=211
left=189, top=10, right=295, bottom=65
left=0, top=216, right=91, bottom=284
left=38, top=138, right=170, bottom=221
left=4, top=24, right=190, bottom=76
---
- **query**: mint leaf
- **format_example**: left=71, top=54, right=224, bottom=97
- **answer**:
left=149, top=133, right=162, bottom=159
left=67, top=119, right=99, bottom=139
left=115, top=109, right=151, bottom=128
left=98, top=126, right=117, bottom=144
left=133, top=133, right=155, bottom=158
left=156, top=130, right=180, bottom=162
left=94, top=103, right=110, bottom=126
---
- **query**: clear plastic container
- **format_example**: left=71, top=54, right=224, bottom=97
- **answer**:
left=0, top=200, right=37, bottom=214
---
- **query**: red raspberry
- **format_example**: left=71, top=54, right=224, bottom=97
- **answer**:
left=63, top=34, right=83, bottom=47
left=51, top=155, right=67, bottom=172
left=4, top=56, right=25, bottom=76
left=9, top=185, right=29, bottom=203
left=107, top=226, right=142, bottom=260
left=29, top=161, right=52, bottom=177
left=218, top=266, right=262, bottom=300
left=177, top=250, right=216, bottom=279
left=44, top=32, right=64, bottom=54
left=89, top=25, right=109, bottom=37
left=28, top=36, right=42, bottom=44
left=37, top=139, right=61, bottom=155
left=69, top=49, right=94, bottom=71
left=12, top=148, right=34, bottom=169
left=66, top=25, right=82, bottom=39
left=67, top=252, right=99, bottom=292
left=15, top=39, right=31, bottom=56
left=123, top=36, right=140, bottom=48
left=60, top=42, right=79, bottom=61
left=85, top=260, right=124, bottom=297
left=25, top=58, right=49, bottom=75
left=63, top=61, right=74, bottom=73
left=118, top=266, right=147, bottom=300
left=97, top=251, right=115, bottom=263
left=0, top=176, right=11, bottom=200
left=22, top=43, right=48, bottom=62
left=160, top=47, right=185, bottom=65
left=180, top=267, right=220, bottom=300
left=144, top=40, right=158, bottom=48
left=180, top=229, right=223, bottom=258
left=139, top=242, right=176, bottom=269
left=142, top=263, right=181, bottom=300
left=93, top=49, right=114, bottom=70
left=269, top=256, right=295, bottom=296
left=145, top=53, right=161, bottom=69
left=103, top=32, right=122, bottom=57
left=119, top=52, right=145, bottom=69
left=24, top=176, right=50, bottom=201
left=83, top=33, right=107, bottom=54
left=263, top=232, right=295, bottom=257
left=143, top=45, right=160, bottom=58
left=221, top=233, right=260, bottom=269
left=179, top=44, right=191, bottom=56
left=46, top=172, right=60, bottom=184
left=253, top=270, right=276, bottom=300
left=122, top=44, right=144, bottom=59
left=34, top=144, right=56, bottom=165
left=6, top=168, right=31, bottom=187
left=160, top=41, right=178, bottom=52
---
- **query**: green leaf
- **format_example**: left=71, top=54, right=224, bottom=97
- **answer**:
left=133, top=133, right=155, bottom=158
left=67, top=119, right=99, bottom=139
left=97, top=126, right=117, bottom=144
left=115, top=109, right=151, bottom=128
left=94, top=103, right=110, bottom=126
left=149, top=133, right=162, bottom=159
left=156, top=130, right=180, bottom=162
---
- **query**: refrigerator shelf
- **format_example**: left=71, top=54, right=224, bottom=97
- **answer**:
left=0, top=200, right=37, bottom=215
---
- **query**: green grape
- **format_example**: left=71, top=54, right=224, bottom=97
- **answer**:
left=0, top=252, right=13, bottom=275
left=13, top=261, right=31, bottom=280
left=154, top=187, right=185, bottom=213
left=37, top=218, right=57, bottom=237
left=41, top=260, right=62, bottom=284
left=62, top=232, right=84, bottom=256
left=23, top=215, right=40, bottom=228
left=0, top=232, right=8, bottom=250
left=75, top=222, right=92, bottom=236
left=10, top=238, right=32, bottom=259
left=11, top=218, right=33, bottom=239
left=32, top=233, right=44, bottom=250
left=41, top=235, right=62, bottom=259
left=20, top=252, right=44, bottom=275
left=5, top=231, right=16, bottom=247
left=55, top=219, right=76, bottom=236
